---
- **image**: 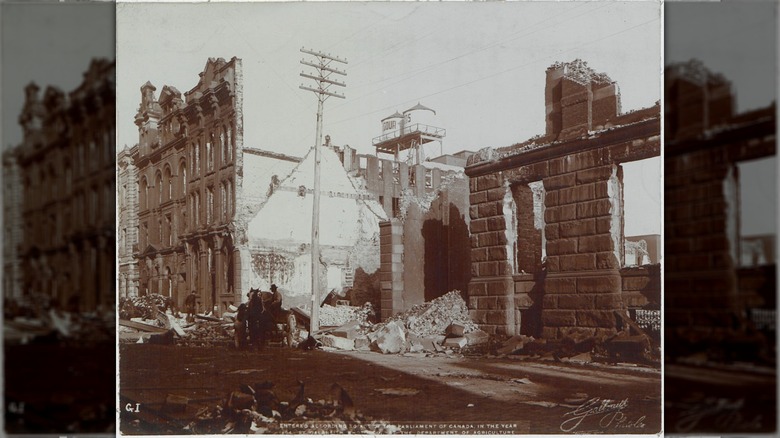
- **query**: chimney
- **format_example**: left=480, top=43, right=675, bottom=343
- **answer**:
left=545, top=60, right=620, bottom=141
left=665, top=60, right=734, bottom=141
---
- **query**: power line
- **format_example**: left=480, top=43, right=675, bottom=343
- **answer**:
left=331, top=1, right=605, bottom=106
left=298, top=47, right=347, bottom=334
left=328, top=15, right=659, bottom=128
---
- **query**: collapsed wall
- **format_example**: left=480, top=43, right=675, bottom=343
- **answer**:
left=465, top=60, right=661, bottom=338
left=246, top=146, right=386, bottom=305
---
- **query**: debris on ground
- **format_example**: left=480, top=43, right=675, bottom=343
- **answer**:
left=156, top=381, right=402, bottom=434
left=313, top=290, right=487, bottom=356
left=3, top=293, right=114, bottom=346
left=119, top=310, right=234, bottom=347
left=490, top=311, right=661, bottom=367
left=319, top=302, right=375, bottom=327
left=119, top=294, right=176, bottom=320
left=387, top=291, right=478, bottom=338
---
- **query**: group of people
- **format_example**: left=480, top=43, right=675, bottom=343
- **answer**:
left=234, top=284, right=285, bottom=350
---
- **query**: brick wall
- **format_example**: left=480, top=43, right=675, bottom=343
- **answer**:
left=665, top=61, right=775, bottom=338
left=620, top=265, right=661, bottom=309
left=379, top=220, right=404, bottom=320
left=466, top=60, right=660, bottom=339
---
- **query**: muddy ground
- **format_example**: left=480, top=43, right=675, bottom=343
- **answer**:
left=4, top=344, right=115, bottom=435
left=120, top=344, right=660, bottom=434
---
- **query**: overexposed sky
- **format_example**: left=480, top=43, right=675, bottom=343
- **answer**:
left=117, top=1, right=661, bottom=158
left=117, top=1, right=662, bottom=236
left=667, top=2, right=777, bottom=237
left=666, top=1, right=777, bottom=114
left=2, top=3, right=115, bottom=149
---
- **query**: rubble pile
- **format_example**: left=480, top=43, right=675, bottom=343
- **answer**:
left=119, top=294, right=176, bottom=320
left=177, top=321, right=234, bottom=347
left=315, top=291, right=487, bottom=355
left=4, top=294, right=114, bottom=346
left=319, top=302, right=374, bottom=327
left=387, top=290, right=478, bottom=337
left=179, top=381, right=399, bottom=434
left=491, top=311, right=661, bottom=368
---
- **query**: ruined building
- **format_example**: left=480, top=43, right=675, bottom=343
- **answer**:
left=465, top=59, right=661, bottom=338
left=3, top=151, right=23, bottom=300
left=132, top=57, right=322, bottom=313
left=118, top=144, right=140, bottom=298
left=245, top=140, right=387, bottom=308
left=342, top=103, right=474, bottom=319
left=3, top=59, right=116, bottom=310
left=133, top=57, right=246, bottom=313
left=665, top=60, right=776, bottom=354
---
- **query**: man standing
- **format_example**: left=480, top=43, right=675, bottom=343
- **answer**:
left=184, top=291, right=198, bottom=323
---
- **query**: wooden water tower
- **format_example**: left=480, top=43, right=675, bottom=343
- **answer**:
left=372, top=102, right=445, bottom=164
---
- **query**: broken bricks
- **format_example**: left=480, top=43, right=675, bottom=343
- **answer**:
left=184, top=380, right=392, bottom=434
left=442, top=337, right=468, bottom=349
left=372, top=320, right=406, bottom=354
left=320, top=334, right=356, bottom=351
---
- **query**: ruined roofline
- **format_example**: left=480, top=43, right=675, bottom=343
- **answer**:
left=69, top=58, right=115, bottom=99
left=184, top=56, right=240, bottom=100
left=243, top=147, right=302, bottom=163
left=488, top=102, right=661, bottom=159
left=665, top=59, right=729, bottom=87
left=548, top=58, right=614, bottom=86
left=20, top=60, right=114, bottom=121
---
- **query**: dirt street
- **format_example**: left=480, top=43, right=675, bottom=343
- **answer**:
left=120, top=344, right=660, bottom=434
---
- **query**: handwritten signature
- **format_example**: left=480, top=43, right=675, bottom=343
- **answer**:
left=674, top=397, right=763, bottom=433
left=560, top=397, right=646, bottom=433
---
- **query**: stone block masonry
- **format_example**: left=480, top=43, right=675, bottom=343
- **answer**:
left=665, top=60, right=776, bottom=338
left=465, top=59, right=660, bottom=339
left=379, top=220, right=405, bottom=321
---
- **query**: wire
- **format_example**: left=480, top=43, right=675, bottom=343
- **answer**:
left=329, top=15, right=659, bottom=127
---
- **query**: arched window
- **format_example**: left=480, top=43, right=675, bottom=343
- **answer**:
left=196, top=141, right=200, bottom=175
left=195, top=192, right=201, bottom=226
left=226, top=179, right=233, bottom=217
left=220, top=183, right=227, bottom=222
left=140, top=177, right=148, bottom=211
left=164, top=165, right=172, bottom=202
left=179, top=160, right=187, bottom=198
left=155, top=171, right=163, bottom=207
left=206, top=186, right=214, bottom=224
left=206, top=132, right=214, bottom=172
left=221, top=127, right=228, bottom=165
left=190, top=146, right=195, bottom=175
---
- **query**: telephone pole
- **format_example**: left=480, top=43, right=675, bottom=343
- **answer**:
left=299, top=47, right=346, bottom=335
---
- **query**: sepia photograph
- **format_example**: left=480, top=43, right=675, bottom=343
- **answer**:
left=116, top=1, right=661, bottom=435
left=664, top=1, right=778, bottom=435
left=1, top=1, right=116, bottom=436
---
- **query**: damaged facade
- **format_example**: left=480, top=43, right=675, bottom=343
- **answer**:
left=130, top=57, right=385, bottom=313
left=465, top=60, right=661, bottom=338
left=3, top=150, right=23, bottom=300
left=665, top=60, right=776, bottom=352
left=118, top=144, right=140, bottom=298
left=3, top=59, right=116, bottom=311
left=360, top=108, right=474, bottom=319
left=370, top=156, right=473, bottom=320
left=245, top=140, right=387, bottom=308
left=133, top=57, right=247, bottom=313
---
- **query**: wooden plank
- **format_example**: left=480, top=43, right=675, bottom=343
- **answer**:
left=119, top=319, right=167, bottom=333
